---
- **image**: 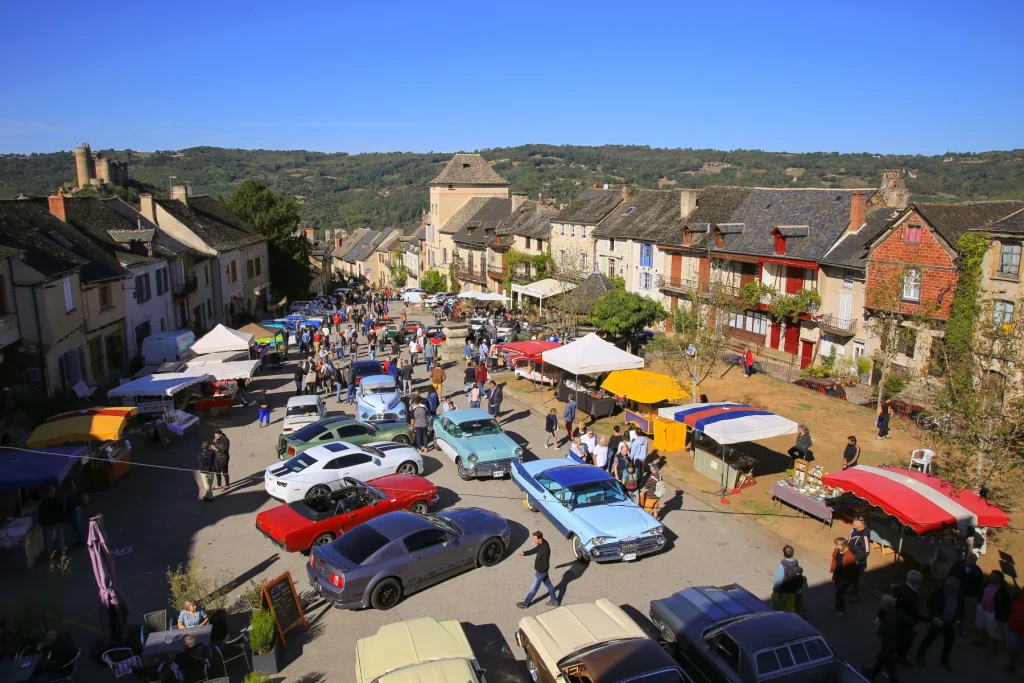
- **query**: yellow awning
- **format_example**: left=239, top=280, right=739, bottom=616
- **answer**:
left=27, top=407, right=138, bottom=447
left=602, top=370, right=691, bottom=404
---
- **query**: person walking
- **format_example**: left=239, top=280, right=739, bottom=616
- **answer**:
left=592, top=437, right=610, bottom=472
left=469, top=384, right=482, bottom=409
left=842, top=435, right=861, bottom=469
left=400, top=361, right=414, bottom=396
left=408, top=338, right=419, bottom=367
left=770, top=545, right=805, bottom=614
left=864, top=595, right=915, bottom=683
left=544, top=408, right=558, bottom=449
left=197, top=441, right=216, bottom=502
left=621, top=461, right=640, bottom=501
left=608, top=426, right=623, bottom=461
left=345, top=361, right=357, bottom=404
left=516, top=531, right=558, bottom=608
left=424, top=337, right=437, bottom=372
left=892, top=570, right=926, bottom=662
left=212, top=430, right=230, bottom=490
left=629, top=428, right=649, bottom=469
left=974, top=570, right=1011, bottom=657
left=256, top=389, right=272, bottom=427
left=38, top=486, right=66, bottom=558
left=474, top=362, right=488, bottom=395
left=430, top=364, right=446, bottom=398
left=412, top=400, right=430, bottom=453
left=563, top=395, right=577, bottom=445
left=463, top=361, right=476, bottom=394
left=847, top=517, right=870, bottom=602
left=613, top=442, right=630, bottom=481
left=640, top=463, right=664, bottom=517
left=742, top=347, right=754, bottom=377
left=915, top=576, right=963, bottom=671
left=293, top=363, right=304, bottom=396
left=877, top=399, right=892, bottom=440
left=948, top=553, right=984, bottom=635
left=64, top=481, right=88, bottom=547
left=426, top=388, right=440, bottom=416
left=788, top=424, right=813, bottom=461
left=464, top=341, right=473, bottom=362
left=829, top=537, right=858, bottom=618
left=487, top=380, right=503, bottom=419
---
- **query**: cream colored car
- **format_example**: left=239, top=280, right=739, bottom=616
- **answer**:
left=516, top=599, right=688, bottom=683
left=355, top=616, right=488, bottom=683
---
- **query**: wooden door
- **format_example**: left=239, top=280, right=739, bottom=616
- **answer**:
left=784, top=323, right=799, bottom=355
left=670, top=254, right=682, bottom=283
left=770, top=322, right=781, bottom=349
left=607, top=259, right=615, bottom=278
left=800, top=340, right=814, bottom=369
left=698, top=257, right=711, bottom=288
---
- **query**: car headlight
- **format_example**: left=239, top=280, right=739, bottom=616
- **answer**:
left=646, top=527, right=664, bottom=536
left=467, top=453, right=478, bottom=463
left=589, top=536, right=611, bottom=546
left=515, top=447, right=523, bottom=458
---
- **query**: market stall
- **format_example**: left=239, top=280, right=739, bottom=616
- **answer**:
left=108, top=372, right=212, bottom=417
left=511, top=278, right=576, bottom=316
left=190, top=324, right=254, bottom=355
left=238, top=322, right=287, bottom=353
left=541, top=334, right=642, bottom=419
left=770, top=459, right=833, bottom=526
left=603, top=370, right=691, bottom=451
left=26, top=407, right=138, bottom=487
left=176, top=361, right=261, bottom=412
left=822, top=466, right=1010, bottom=568
left=495, top=340, right=562, bottom=386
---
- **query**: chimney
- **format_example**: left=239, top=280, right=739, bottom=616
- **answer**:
left=334, top=236, right=341, bottom=250
left=48, top=189, right=67, bottom=222
left=537, top=191, right=543, bottom=209
left=622, top=184, right=632, bottom=202
left=679, top=189, right=699, bottom=219
left=849, top=191, right=867, bottom=232
left=593, top=181, right=602, bottom=189
left=171, top=184, right=188, bottom=205
left=139, top=194, right=155, bottom=221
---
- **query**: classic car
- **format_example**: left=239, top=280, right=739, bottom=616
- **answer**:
left=423, top=326, right=446, bottom=345
left=468, top=317, right=489, bottom=332
left=265, top=441, right=423, bottom=503
left=512, top=456, right=665, bottom=562
left=282, top=395, right=327, bottom=435
left=517, top=599, right=689, bottom=683
left=357, top=375, right=408, bottom=423
left=356, top=617, right=488, bottom=683
left=352, top=360, right=384, bottom=385
left=255, top=474, right=438, bottom=552
left=278, top=416, right=413, bottom=460
left=432, top=408, right=523, bottom=480
left=649, top=584, right=866, bottom=683
left=308, top=509, right=510, bottom=610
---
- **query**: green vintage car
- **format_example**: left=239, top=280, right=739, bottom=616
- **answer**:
left=277, top=416, right=413, bottom=460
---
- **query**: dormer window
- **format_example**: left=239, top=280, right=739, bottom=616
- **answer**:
left=683, top=229, right=693, bottom=246
left=774, top=232, right=786, bottom=255
left=715, top=232, right=725, bottom=249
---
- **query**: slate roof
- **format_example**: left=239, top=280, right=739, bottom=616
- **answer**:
left=775, top=226, right=809, bottom=237
left=442, top=197, right=510, bottom=236
left=155, top=196, right=265, bottom=251
left=0, top=200, right=89, bottom=279
left=429, top=153, right=508, bottom=186
left=102, top=198, right=193, bottom=257
left=333, top=228, right=368, bottom=259
left=988, top=208, right=1024, bottom=235
left=593, top=189, right=680, bottom=243
left=61, top=198, right=161, bottom=269
left=554, top=188, right=623, bottom=225
left=821, top=207, right=901, bottom=268
left=371, top=228, right=400, bottom=254
left=494, top=203, right=556, bottom=247
left=18, top=198, right=131, bottom=282
left=915, top=200, right=1024, bottom=245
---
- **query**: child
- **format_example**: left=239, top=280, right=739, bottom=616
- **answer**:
left=621, top=462, right=639, bottom=501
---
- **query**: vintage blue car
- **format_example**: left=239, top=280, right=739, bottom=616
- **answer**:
left=357, top=375, right=407, bottom=423
left=432, top=408, right=523, bottom=480
left=512, top=455, right=665, bottom=563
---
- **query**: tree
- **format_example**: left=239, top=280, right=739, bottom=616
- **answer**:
left=226, top=180, right=310, bottom=301
left=388, top=264, right=408, bottom=289
left=420, top=269, right=447, bottom=293
left=589, top=290, right=667, bottom=352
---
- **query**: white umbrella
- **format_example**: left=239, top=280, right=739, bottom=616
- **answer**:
left=477, top=292, right=510, bottom=302
left=457, top=291, right=481, bottom=299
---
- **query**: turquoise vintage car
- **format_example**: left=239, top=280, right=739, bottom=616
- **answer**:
left=432, top=408, right=523, bottom=480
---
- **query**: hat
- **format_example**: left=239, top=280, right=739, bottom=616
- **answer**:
left=907, top=570, right=923, bottom=583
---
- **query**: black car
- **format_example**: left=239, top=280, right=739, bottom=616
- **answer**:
left=352, top=360, right=384, bottom=386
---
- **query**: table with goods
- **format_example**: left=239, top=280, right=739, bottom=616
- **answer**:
left=770, top=459, right=834, bottom=525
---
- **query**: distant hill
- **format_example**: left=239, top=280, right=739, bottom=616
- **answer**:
left=3, top=145, right=1024, bottom=230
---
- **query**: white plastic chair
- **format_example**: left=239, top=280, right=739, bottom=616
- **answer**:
left=909, top=448, right=936, bottom=474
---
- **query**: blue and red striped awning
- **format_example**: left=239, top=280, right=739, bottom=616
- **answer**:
left=657, top=402, right=798, bottom=445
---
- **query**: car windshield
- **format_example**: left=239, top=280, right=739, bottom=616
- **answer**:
left=291, top=422, right=330, bottom=442
left=458, top=419, right=501, bottom=437
left=281, top=453, right=317, bottom=473
left=425, top=514, right=462, bottom=536
left=364, top=382, right=396, bottom=395
left=286, top=404, right=319, bottom=417
left=328, top=524, right=390, bottom=565
left=567, top=480, right=628, bottom=507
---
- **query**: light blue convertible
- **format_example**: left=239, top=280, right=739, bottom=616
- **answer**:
left=432, top=408, right=523, bottom=480
left=512, top=455, right=665, bottom=563
left=356, top=375, right=407, bottom=423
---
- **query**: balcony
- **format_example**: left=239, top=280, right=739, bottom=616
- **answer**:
left=456, top=268, right=488, bottom=284
left=172, top=275, right=198, bottom=300
left=658, top=274, right=702, bottom=294
left=487, top=264, right=507, bottom=278
left=816, top=313, right=858, bottom=337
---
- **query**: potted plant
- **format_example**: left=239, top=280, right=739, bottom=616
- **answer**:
left=856, top=356, right=872, bottom=384
left=249, top=608, right=279, bottom=675
left=243, top=673, right=273, bottom=683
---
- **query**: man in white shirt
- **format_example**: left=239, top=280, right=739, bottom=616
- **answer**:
left=408, top=338, right=419, bottom=366
left=580, top=428, right=597, bottom=455
left=592, top=437, right=610, bottom=471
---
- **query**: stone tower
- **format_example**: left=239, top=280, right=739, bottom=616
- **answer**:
left=73, top=143, right=128, bottom=187
left=880, top=169, right=909, bottom=209
left=74, top=143, right=95, bottom=188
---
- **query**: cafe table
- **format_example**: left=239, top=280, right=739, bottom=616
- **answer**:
left=142, top=624, right=213, bottom=657
left=0, top=653, right=43, bottom=683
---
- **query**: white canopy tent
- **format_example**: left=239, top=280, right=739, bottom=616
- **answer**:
left=180, top=359, right=261, bottom=381
left=109, top=373, right=214, bottom=398
left=190, top=324, right=254, bottom=355
left=511, top=278, right=577, bottom=315
left=457, top=291, right=480, bottom=299
left=541, top=333, right=643, bottom=375
left=476, top=292, right=510, bottom=302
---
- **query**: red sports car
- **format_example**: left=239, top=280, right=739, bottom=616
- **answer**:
left=254, top=474, right=438, bottom=552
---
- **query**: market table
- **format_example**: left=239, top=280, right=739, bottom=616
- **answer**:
left=0, top=653, right=43, bottom=682
left=770, top=481, right=832, bottom=526
left=142, top=624, right=213, bottom=657
left=693, top=446, right=757, bottom=491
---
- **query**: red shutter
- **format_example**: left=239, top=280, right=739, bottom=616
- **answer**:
left=774, top=234, right=786, bottom=255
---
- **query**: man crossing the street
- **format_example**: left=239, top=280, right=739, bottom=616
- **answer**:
left=517, top=531, right=558, bottom=608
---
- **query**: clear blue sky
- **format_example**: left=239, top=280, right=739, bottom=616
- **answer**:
left=1, top=0, right=1021, bottom=155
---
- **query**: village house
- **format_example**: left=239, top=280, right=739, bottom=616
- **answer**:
left=487, top=196, right=556, bottom=293
left=449, top=198, right=511, bottom=293
left=332, top=229, right=369, bottom=279
left=548, top=187, right=621, bottom=278
left=978, top=207, right=1024, bottom=331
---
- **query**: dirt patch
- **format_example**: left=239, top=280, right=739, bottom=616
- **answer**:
left=784, top=167, right=805, bottom=178
left=657, top=177, right=678, bottom=187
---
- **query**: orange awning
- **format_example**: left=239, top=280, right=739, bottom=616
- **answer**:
left=27, top=407, right=138, bottom=447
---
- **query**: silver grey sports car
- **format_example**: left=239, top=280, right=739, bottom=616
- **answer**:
left=307, top=508, right=511, bottom=610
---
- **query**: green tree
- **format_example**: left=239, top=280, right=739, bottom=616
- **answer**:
left=420, top=269, right=447, bottom=293
left=589, top=290, right=667, bottom=351
left=226, top=180, right=311, bottom=301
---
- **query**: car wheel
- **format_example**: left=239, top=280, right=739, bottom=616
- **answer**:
left=526, top=656, right=540, bottom=683
left=307, top=485, right=330, bottom=499
left=456, top=458, right=472, bottom=481
left=312, top=532, right=335, bottom=548
left=397, top=461, right=418, bottom=475
left=409, top=500, right=429, bottom=515
left=370, top=578, right=403, bottom=610
left=393, top=434, right=410, bottom=444
left=525, top=496, right=538, bottom=512
left=477, top=538, right=504, bottom=567
left=571, top=535, right=590, bottom=562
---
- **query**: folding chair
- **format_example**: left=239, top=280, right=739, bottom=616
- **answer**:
left=214, top=631, right=251, bottom=677
left=102, top=647, right=141, bottom=678
left=49, top=647, right=81, bottom=682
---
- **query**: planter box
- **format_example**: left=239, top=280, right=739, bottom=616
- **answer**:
left=252, top=638, right=281, bottom=675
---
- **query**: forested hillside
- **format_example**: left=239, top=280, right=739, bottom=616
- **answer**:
left=3, top=145, right=1023, bottom=229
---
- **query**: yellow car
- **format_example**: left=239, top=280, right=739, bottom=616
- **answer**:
left=355, top=617, right=487, bottom=683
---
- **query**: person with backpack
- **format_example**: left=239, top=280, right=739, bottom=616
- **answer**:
left=640, top=463, right=665, bottom=517
left=771, top=545, right=806, bottom=614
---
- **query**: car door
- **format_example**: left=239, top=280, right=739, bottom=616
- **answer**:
left=514, top=465, right=568, bottom=535
left=334, top=488, right=375, bottom=533
left=338, top=453, right=381, bottom=481
left=336, top=423, right=375, bottom=445
left=533, top=473, right=575, bottom=537
left=401, top=528, right=456, bottom=590
left=433, top=419, right=458, bottom=463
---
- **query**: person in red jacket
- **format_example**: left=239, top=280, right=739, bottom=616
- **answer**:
left=742, top=348, right=754, bottom=377
left=474, top=362, right=488, bottom=395
left=829, top=537, right=859, bottom=618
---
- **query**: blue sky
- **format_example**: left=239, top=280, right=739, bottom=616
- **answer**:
left=1, top=0, right=1021, bottom=155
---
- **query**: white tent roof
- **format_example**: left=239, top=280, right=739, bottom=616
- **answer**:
left=541, top=333, right=644, bottom=375
left=188, top=350, right=249, bottom=364
left=512, top=278, right=576, bottom=299
left=180, top=359, right=261, bottom=381
left=108, top=373, right=213, bottom=398
left=457, top=291, right=480, bottom=299
left=657, top=402, right=798, bottom=445
left=476, top=292, right=510, bottom=302
left=191, top=324, right=254, bottom=354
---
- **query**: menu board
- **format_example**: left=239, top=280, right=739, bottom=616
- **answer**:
left=262, top=572, right=307, bottom=646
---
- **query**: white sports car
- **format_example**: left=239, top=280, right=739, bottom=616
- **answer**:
left=264, top=441, right=424, bottom=503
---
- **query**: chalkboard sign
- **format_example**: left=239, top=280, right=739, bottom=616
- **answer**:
left=262, top=572, right=307, bottom=646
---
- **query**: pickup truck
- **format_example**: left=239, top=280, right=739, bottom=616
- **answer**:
left=649, top=584, right=867, bottom=683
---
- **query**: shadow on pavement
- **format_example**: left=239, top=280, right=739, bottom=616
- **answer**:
left=420, top=453, right=446, bottom=477
left=506, top=519, right=531, bottom=555
left=499, top=410, right=532, bottom=426
left=461, top=621, right=529, bottom=683
left=552, top=559, right=589, bottom=604
left=434, top=486, right=462, bottom=510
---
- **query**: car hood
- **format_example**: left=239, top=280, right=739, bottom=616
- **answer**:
left=356, top=618, right=475, bottom=683
left=360, top=394, right=404, bottom=412
left=570, top=502, right=660, bottom=542
left=458, top=434, right=519, bottom=462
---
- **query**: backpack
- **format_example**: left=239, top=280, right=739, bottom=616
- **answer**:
left=653, top=477, right=666, bottom=498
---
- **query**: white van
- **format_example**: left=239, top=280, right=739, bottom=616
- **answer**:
left=141, top=330, right=196, bottom=366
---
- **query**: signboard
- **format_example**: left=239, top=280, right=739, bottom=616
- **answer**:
left=262, top=571, right=307, bottom=646
left=364, top=268, right=371, bottom=276
left=134, top=396, right=174, bottom=414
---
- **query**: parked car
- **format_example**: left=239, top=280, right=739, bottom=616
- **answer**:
left=512, top=456, right=665, bottom=563
left=352, top=360, right=384, bottom=386
left=255, top=474, right=438, bottom=552
left=278, top=416, right=413, bottom=460
left=356, top=617, right=488, bottom=683
left=468, top=317, right=489, bottom=332
left=282, top=395, right=327, bottom=435
left=265, top=441, right=423, bottom=503
left=357, top=375, right=408, bottom=423
left=423, top=326, right=446, bottom=345
left=307, top=509, right=511, bottom=610
left=649, top=584, right=867, bottom=683
left=791, top=378, right=847, bottom=401
left=517, top=599, right=689, bottom=683
left=432, top=408, right=523, bottom=480
left=289, top=300, right=313, bottom=312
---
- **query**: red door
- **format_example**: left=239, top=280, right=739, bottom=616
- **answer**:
left=783, top=323, right=799, bottom=355
left=698, top=257, right=711, bottom=289
left=770, top=322, right=781, bottom=349
left=800, top=340, right=814, bottom=369
left=786, top=266, right=805, bottom=294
